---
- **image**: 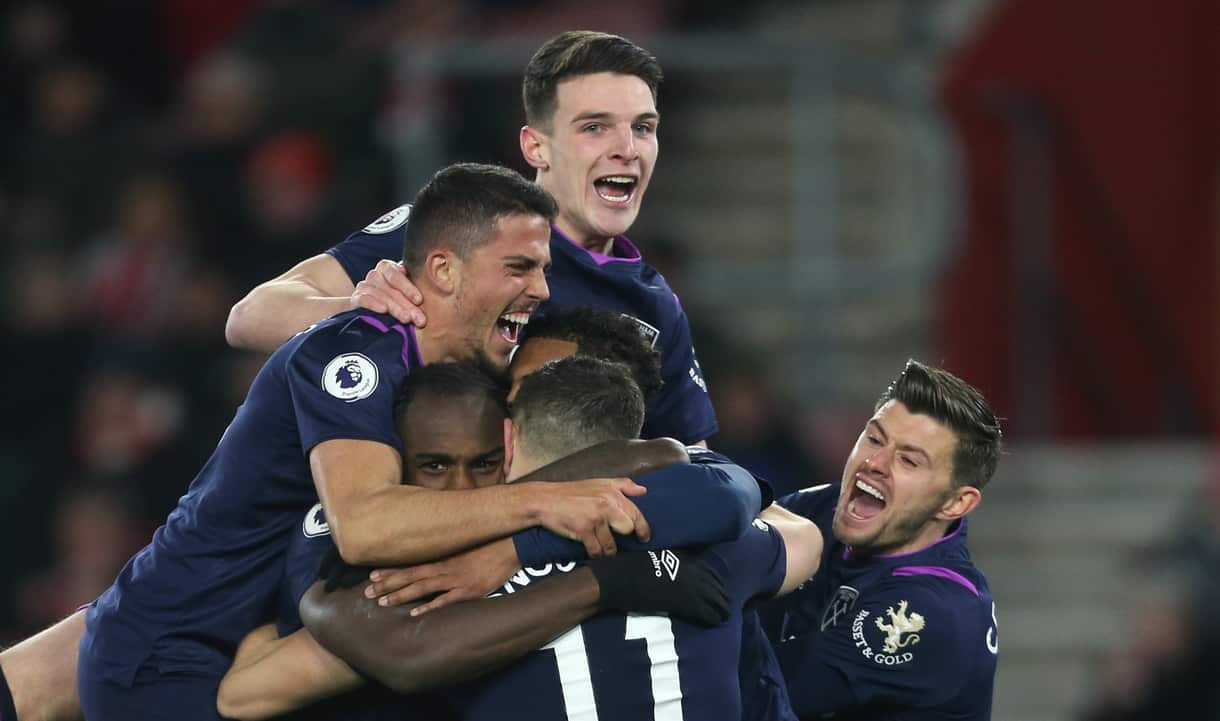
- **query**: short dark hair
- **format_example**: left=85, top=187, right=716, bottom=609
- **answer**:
left=395, top=361, right=510, bottom=425
left=521, top=306, right=663, bottom=402
left=401, top=163, right=557, bottom=274
left=512, top=356, right=645, bottom=464
left=522, top=31, right=663, bottom=131
left=878, top=360, right=1003, bottom=490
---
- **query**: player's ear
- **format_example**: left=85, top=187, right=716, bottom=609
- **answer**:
left=502, top=418, right=516, bottom=481
left=424, top=250, right=459, bottom=294
left=935, top=485, right=981, bottom=521
left=520, top=125, right=550, bottom=172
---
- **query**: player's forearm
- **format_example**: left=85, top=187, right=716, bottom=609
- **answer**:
left=513, top=462, right=760, bottom=567
left=302, top=570, right=599, bottom=694
left=217, top=628, right=362, bottom=721
left=226, top=279, right=353, bottom=351
left=0, top=609, right=85, bottom=721
left=520, top=438, right=689, bottom=483
left=333, top=482, right=551, bottom=567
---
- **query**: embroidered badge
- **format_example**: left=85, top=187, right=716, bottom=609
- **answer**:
left=875, top=600, right=925, bottom=653
left=322, top=353, right=379, bottom=401
left=363, top=204, right=411, bottom=234
left=821, top=585, right=860, bottom=630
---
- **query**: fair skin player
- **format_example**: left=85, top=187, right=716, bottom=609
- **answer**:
left=224, top=71, right=659, bottom=362
left=0, top=214, right=652, bottom=721
left=833, top=400, right=982, bottom=556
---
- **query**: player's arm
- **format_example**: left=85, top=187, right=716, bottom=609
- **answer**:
left=226, top=254, right=357, bottom=351
left=759, top=503, right=823, bottom=595
left=512, top=458, right=763, bottom=567
left=216, top=624, right=361, bottom=721
left=227, top=254, right=427, bottom=352
left=306, top=546, right=727, bottom=695
left=0, top=608, right=86, bottom=721
left=312, top=440, right=648, bottom=566
left=521, top=437, right=690, bottom=482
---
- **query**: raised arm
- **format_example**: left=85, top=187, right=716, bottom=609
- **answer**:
left=226, top=254, right=356, bottom=351
left=227, top=255, right=428, bottom=352
left=760, top=503, right=823, bottom=595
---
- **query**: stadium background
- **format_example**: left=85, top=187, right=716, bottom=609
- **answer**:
left=1, top=1, right=1216, bottom=719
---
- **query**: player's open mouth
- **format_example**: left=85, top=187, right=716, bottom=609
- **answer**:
left=594, top=175, right=637, bottom=204
left=847, top=476, right=887, bottom=521
left=496, top=311, right=530, bottom=344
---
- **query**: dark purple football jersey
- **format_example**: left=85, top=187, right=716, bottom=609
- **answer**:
left=326, top=206, right=717, bottom=444
left=81, top=310, right=421, bottom=683
left=451, top=521, right=787, bottom=721
left=772, top=485, right=998, bottom=720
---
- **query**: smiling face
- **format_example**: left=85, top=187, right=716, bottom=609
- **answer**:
left=450, top=213, right=552, bottom=369
left=399, top=391, right=506, bottom=491
left=523, top=72, right=658, bottom=252
left=832, top=400, right=966, bottom=556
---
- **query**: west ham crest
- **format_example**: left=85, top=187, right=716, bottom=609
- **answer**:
left=821, top=585, right=860, bottom=630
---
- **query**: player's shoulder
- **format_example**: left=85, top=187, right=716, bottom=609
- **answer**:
left=291, top=309, right=414, bottom=358
left=334, top=204, right=412, bottom=247
left=686, top=446, right=736, bottom=465
left=777, top=483, right=838, bottom=520
left=283, top=310, right=418, bottom=394
left=326, top=204, right=412, bottom=280
left=863, top=562, right=992, bottom=642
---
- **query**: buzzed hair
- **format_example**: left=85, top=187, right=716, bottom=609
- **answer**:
left=878, top=359, right=1003, bottom=490
left=395, top=361, right=510, bottom=424
left=521, top=305, right=663, bottom=402
left=401, top=162, right=557, bottom=274
left=522, top=31, right=663, bottom=132
left=511, top=355, right=645, bottom=466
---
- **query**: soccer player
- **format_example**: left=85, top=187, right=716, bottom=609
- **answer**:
left=275, top=357, right=822, bottom=721
left=224, top=30, right=716, bottom=446
left=75, top=163, right=654, bottom=721
left=771, top=360, right=1001, bottom=718
left=219, top=360, right=730, bottom=721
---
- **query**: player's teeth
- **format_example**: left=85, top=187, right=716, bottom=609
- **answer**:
left=855, top=479, right=885, bottom=502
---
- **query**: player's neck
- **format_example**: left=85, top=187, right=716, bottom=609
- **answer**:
left=411, top=310, right=460, bottom=365
left=861, top=519, right=955, bottom=559
left=505, top=444, right=564, bottom=482
left=553, top=218, right=615, bottom=256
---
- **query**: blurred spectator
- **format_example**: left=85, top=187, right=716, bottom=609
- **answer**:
left=13, top=488, right=144, bottom=637
left=237, top=130, right=345, bottom=289
left=81, top=174, right=193, bottom=339
left=709, top=352, right=835, bottom=498
left=170, top=51, right=265, bottom=248
left=15, top=59, right=131, bottom=243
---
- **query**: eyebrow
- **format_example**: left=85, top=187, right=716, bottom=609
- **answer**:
left=413, top=453, right=455, bottom=463
left=569, top=110, right=661, bottom=125
left=868, top=419, right=932, bottom=464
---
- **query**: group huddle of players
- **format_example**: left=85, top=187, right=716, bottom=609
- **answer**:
left=0, top=30, right=1002, bottom=721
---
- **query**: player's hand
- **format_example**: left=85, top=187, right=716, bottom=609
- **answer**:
left=351, top=259, right=427, bottom=327
left=588, top=548, right=729, bottom=627
left=365, top=538, right=519, bottom=615
left=531, top=478, right=651, bottom=558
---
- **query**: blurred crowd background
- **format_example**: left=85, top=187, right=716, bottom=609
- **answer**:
left=1, top=1, right=1217, bottom=720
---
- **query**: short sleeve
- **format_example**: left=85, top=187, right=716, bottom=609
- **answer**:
left=641, top=303, right=718, bottom=444
left=325, top=205, right=411, bottom=285
left=277, top=503, right=333, bottom=635
left=286, top=318, right=409, bottom=455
